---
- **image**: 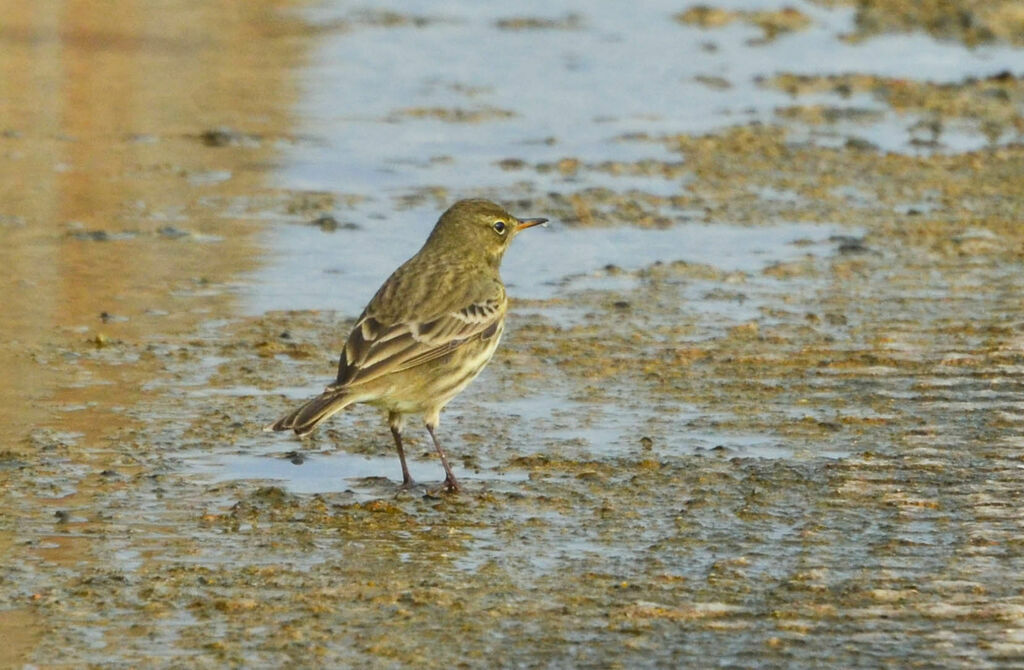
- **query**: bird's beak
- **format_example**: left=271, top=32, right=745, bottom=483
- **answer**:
left=516, top=217, right=548, bottom=232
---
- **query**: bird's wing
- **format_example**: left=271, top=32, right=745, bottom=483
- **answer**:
left=333, top=293, right=505, bottom=389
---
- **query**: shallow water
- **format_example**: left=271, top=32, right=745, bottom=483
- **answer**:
left=247, top=216, right=848, bottom=312
left=282, top=0, right=1024, bottom=199
left=188, top=445, right=529, bottom=495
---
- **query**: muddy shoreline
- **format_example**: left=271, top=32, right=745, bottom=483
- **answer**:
left=3, top=1, right=1024, bottom=667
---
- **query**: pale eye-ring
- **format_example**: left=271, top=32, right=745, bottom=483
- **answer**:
left=492, top=220, right=507, bottom=235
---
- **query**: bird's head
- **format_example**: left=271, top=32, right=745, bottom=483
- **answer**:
left=426, top=199, right=547, bottom=266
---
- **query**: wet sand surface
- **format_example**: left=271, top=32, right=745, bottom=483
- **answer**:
left=2, top=1, right=1024, bottom=667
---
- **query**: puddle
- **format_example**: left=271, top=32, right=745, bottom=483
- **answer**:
left=185, top=443, right=528, bottom=495
left=244, top=214, right=849, bottom=315
left=281, top=0, right=1024, bottom=199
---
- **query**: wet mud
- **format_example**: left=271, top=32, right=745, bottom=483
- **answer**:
left=2, top=1, right=1024, bottom=668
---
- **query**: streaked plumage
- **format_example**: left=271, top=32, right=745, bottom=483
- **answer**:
left=267, top=199, right=546, bottom=492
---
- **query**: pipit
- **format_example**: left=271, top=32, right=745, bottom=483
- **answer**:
left=267, top=199, right=547, bottom=492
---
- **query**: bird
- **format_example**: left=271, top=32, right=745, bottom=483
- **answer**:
left=266, top=199, right=547, bottom=492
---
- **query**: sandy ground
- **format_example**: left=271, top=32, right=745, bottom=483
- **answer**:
left=2, top=1, right=1024, bottom=667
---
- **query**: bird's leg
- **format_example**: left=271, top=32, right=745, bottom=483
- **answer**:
left=425, top=423, right=460, bottom=492
left=391, top=427, right=414, bottom=488
left=389, top=412, right=414, bottom=488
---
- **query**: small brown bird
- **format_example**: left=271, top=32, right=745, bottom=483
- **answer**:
left=267, top=199, right=547, bottom=492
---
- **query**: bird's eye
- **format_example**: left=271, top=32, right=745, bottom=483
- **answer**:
left=492, top=220, right=507, bottom=235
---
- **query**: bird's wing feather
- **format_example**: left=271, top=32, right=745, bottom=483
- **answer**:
left=334, top=294, right=505, bottom=388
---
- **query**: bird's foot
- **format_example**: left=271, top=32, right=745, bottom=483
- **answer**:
left=423, top=477, right=461, bottom=498
left=392, top=477, right=418, bottom=499
left=442, top=474, right=460, bottom=493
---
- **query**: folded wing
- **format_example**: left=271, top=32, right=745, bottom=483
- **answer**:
left=333, top=295, right=505, bottom=389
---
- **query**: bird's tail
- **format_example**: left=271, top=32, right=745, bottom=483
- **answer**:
left=265, top=388, right=352, bottom=437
